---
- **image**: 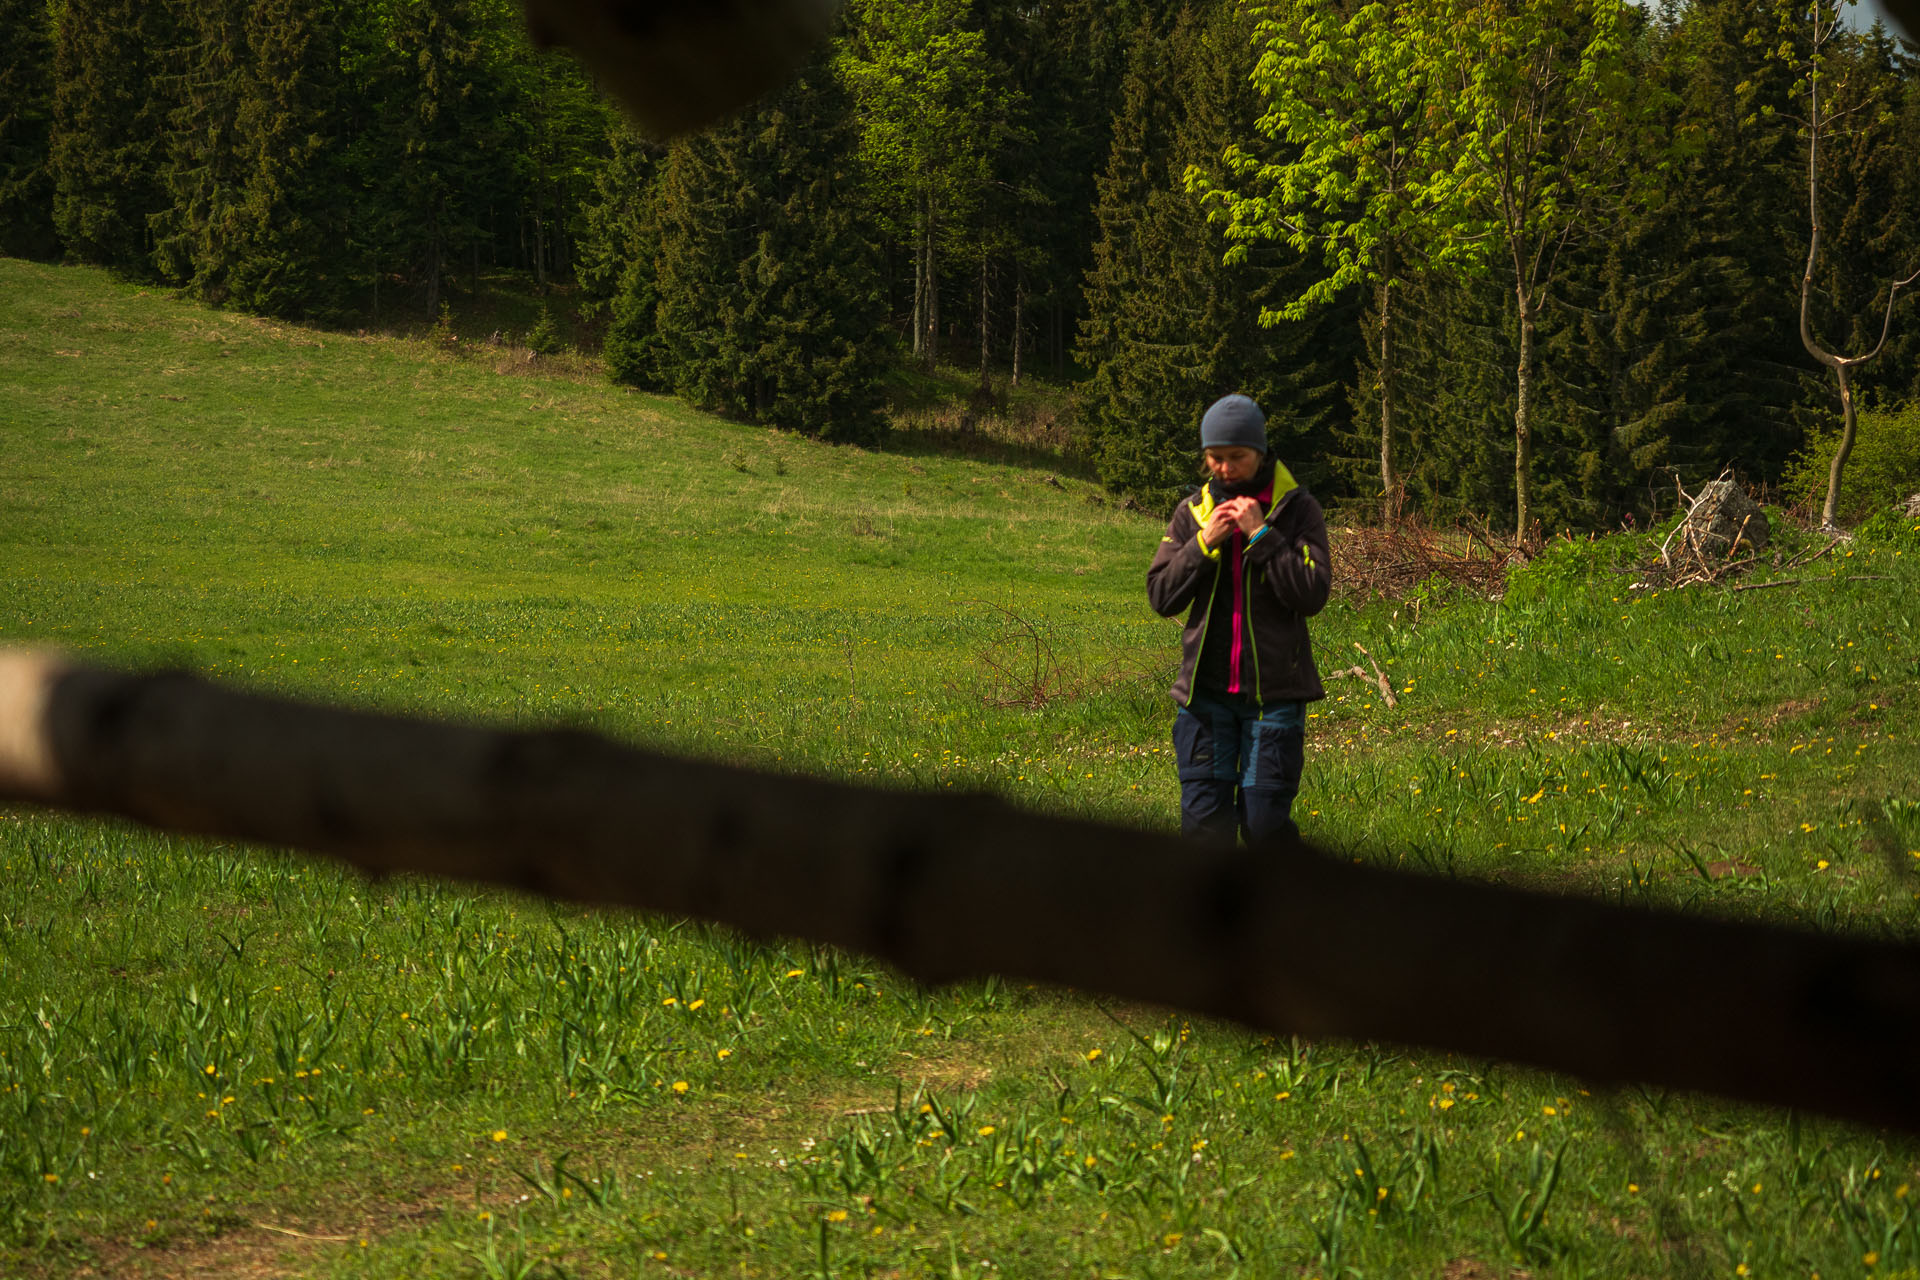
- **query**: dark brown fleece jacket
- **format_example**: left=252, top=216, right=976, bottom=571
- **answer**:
left=1146, top=477, right=1332, bottom=707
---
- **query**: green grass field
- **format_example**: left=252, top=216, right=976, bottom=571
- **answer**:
left=2, top=258, right=1917, bottom=1279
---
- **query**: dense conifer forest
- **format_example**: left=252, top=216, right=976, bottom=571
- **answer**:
left=3, top=0, right=1915, bottom=530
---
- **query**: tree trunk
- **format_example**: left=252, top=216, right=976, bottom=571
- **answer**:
left=1377, top=274, right=1397, bottom=527
left=978, top=250, right=990, bottom=391
left=1052, top=298, right=1062, bottom=379
left=425, top=226, right=441, bottom=319
left=912, top=200, right=926, bottom=360
left=926, top=209, right=940, bottom=372
left=1514, top=294, right=1536, bottom=540
left=1011, top=267, right=1023, bottom=388
left=1821, top=364, right=1857, bottom=530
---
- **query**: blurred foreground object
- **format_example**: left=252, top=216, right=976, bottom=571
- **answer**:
left=517, top=0, right=1914, bottom=141
left=520, top=0, right=845, bottom=137
left=2, top=646, right=1918, bottom=1133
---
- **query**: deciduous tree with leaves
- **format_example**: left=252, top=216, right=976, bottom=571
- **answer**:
left=1770, top=0, right=1920, bottom=529
left=837, top=0, right=1013, bottom=371
left=1431, top=0, right=1656, bottom=537
left=1194, top=0, right=1480, bottom=524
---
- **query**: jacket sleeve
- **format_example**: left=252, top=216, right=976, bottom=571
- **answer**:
left=1246, top=491, right=1332, bottom=617
left=1146, top=502, right=1214, bottom=618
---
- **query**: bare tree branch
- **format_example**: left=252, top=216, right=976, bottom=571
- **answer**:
left=2, top=648, right=1918, bottom=1134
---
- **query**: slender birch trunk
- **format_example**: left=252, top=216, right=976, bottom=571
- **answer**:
left=1514, top=292, right=1537, bottom=540
left=926, top=208, right=940, bottom=371
left=978, top=250, right=990, bottom=391
left=1011, top=266, right=1023, bottom=388
left=1378, top=273, right=1397, bottom=527
left=912, top=204, right=926, bottom=360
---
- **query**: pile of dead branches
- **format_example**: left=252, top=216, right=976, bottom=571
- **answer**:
left=1646, top=476, right=1773, bottom=588
left=1328, top=516, right=1528, bottom=602
left=1640, top=476, right=1852, bottom=592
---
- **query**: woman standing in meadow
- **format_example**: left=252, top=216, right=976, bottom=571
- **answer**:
left=1146, top=394, right=1332, bottom=844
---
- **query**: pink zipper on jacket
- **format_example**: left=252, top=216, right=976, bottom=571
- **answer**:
left=1225, top=477, right=1276, bottom=695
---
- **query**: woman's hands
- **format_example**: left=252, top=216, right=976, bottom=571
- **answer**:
left=1200, top=497, right=1266, bottom=549
left=1201, top=503, right=1238, bottom=548
left=1226, top=497, right=1266, bottom=538
left=1198, top=495, right=1259, bottom=545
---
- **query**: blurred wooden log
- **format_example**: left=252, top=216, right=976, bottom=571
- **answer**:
left=517, top=0, right=1915, bottom=142
left=519, top=0, right=844, bottom=138
left=1883, top=0, right=1918, bottom=47
left=2, top=647, right=1918, bottom=1133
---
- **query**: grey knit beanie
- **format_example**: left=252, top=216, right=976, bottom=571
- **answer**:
left=1199, top=394, right=1267, bottom=454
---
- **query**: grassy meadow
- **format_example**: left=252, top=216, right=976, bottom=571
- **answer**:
left=1, top=257, right=1918, bottom=1279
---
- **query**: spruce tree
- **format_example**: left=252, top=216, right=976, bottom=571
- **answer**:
left=1076, top=18, right=1186, bottom=498
left=651, top=49, right=891, bottom=444
left=357, top=0, right=509, bottom=318
left=1597, top=0, right=1810, bottom=488
left=50, top=0, right=178, bottom=274
left=576, top=123, right=660, bottom=316
left=1077, top=5, right=1357, bottom=504
left=226, top=0, right=347, bottom=318
left=0, top=0, right=59, bottom=259
left=1385, top=268, right=1518, bottom=524
left=583, top=122, right=667, bottom=388
left=981, top=0, right=1165, bottom=383
left=150, top=0, right=250, bottom=293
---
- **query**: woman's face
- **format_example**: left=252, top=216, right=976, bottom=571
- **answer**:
left=1203, top=446, right=1261, bottom=486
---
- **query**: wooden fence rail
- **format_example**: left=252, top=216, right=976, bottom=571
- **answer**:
left=2, top=647, right=1917, bottom=1133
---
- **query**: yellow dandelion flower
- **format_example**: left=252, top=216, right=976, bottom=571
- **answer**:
left=492, top=1130, right=507, bottom=1141
left=826, top=1209, right=849, bottom=1223
left=977, top=1125, right=995, bottom=1136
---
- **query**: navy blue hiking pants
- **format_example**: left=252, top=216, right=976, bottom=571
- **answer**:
left=1172, top=691, right=1306, bottom=846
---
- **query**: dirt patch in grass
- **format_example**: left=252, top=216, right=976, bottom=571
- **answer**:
left=60, top=1192, right=444, bottom=1280
left=51, top=1100, right=833, bottom=1280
